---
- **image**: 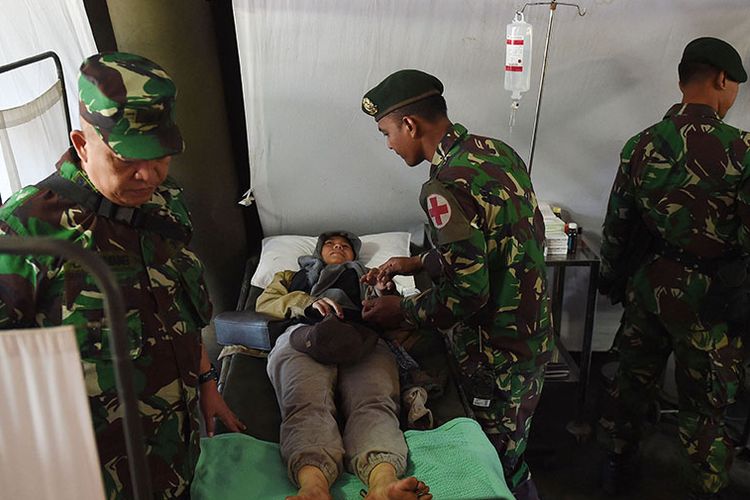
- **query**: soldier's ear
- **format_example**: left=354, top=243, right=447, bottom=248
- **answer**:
left=403, top=116, right=420, bottom=138
left=713, top=70, right=729, bottom=90
left=70, top=129, right=88, bottom=162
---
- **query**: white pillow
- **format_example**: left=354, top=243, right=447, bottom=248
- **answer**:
left=250, top=231, right=415, bottom=292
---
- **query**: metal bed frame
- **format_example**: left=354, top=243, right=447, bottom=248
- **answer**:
left=0, top=237, right=152, bottom=499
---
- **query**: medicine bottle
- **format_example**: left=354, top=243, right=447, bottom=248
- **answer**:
left=566, top=222, right=578, bottom=254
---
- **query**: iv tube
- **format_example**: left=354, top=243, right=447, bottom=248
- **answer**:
left=509, top=99, right=520, bottom=138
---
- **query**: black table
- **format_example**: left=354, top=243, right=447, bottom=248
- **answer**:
left=545, top=238, right=600, bottom=437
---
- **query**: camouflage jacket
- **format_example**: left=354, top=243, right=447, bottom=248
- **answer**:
left=0, top=148, right=212, bottom=496
left=401, top=123, right=553, bottom=371
left=601, top=103, right=750, bottom=323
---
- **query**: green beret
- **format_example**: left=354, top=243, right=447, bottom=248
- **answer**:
left=78, top=52, right=184, bottom=160
left=362, top=69, right=443, bottom=121
left=680, top=37, right=747, bottom=83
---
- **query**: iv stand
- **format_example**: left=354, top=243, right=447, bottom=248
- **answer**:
left=517, top=1, right=586, bottom=174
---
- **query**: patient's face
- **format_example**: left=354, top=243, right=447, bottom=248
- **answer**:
left=321, top=236, right=355, bottom=264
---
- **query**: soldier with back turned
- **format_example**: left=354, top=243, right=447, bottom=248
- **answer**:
left=599, top=37, right=749, bottom=499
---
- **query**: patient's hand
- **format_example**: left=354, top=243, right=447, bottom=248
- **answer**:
left=374, top=279, right=396, bottom=295
left=361, top=268, right=382, bottom=286
left=312, top=297, right=344, bottom=319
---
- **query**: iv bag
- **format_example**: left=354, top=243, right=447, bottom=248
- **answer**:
left=505, top=12, right=532, bottom=100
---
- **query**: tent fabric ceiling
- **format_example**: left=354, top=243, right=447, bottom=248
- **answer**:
left=233, top=0, right=750, bottom=239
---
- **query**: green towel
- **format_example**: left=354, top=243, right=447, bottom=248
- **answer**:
left=192, top=417, right=513, bottom=499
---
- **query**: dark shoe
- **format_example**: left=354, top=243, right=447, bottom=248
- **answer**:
left=687, top=491, right=727, bottom=500
left=512, top=478, right=540, bottom=500
left=601, top=451, right=638, bottom=496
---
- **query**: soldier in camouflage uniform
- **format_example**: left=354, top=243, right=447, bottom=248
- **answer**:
left=360, top=69, right=553, bottom=500
left=0, top=52, right=244, bottom=499
left=599, top=38, right=748, bottom=499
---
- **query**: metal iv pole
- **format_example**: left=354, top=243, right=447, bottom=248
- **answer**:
left=517, top=1, right=586, bottom=174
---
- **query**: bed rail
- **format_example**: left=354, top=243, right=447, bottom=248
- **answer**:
left=0, top=236, right=152, bottom=499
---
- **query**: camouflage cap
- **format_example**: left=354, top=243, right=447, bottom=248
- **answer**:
left=362, top=69, right=443, bottom=121
left=78, top=52, right=184, bottom=160
left=680, top=37, right=747, bottom=83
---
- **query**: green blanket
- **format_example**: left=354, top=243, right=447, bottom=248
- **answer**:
left=192, top=417, right=513, bottom=499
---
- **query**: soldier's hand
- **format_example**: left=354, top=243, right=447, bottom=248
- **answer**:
left=379, top=256, right=422, bottom=278
left=199, top=381, right=246, bottom=437
left=362, top=295, right=405, bottom=329
left=312, top=297, right=344, bottom=318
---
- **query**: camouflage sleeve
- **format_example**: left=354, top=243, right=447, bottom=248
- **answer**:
left=402, top=183, right=489, bottom=330
left=599, top=135, right=641, bottom=294
left=171, top=247, right=213, bottom=330
left=255, top=270, right=315, bottom=319
left=737, top=144, right=750, bottom=251
left=0, top=220, right=44, bottom=328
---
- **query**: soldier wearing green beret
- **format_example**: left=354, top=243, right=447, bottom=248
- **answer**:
left=0, top=52, right=245, bottom=498
left=599, top=37, right=748, bottom=498
left=361, top=69, right=553, bottom=500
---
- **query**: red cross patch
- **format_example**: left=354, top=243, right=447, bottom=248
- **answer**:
left=427, top=194, right=452, bottom=229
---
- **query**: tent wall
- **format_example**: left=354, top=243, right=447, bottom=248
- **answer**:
left=103, top=0, right=251, bottom=315
left=0, top=1, right=97, bottom=203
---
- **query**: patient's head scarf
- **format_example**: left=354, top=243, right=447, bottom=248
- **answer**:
left=313, top=230, right=362, bottom=260
left=292, top=230, right=367, bottom=310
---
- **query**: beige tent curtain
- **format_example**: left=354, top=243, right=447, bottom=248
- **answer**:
left=0, top=326, right=105, bottom=500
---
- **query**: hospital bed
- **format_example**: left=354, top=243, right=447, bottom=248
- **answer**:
left=199, top=232, right=514, bottom=499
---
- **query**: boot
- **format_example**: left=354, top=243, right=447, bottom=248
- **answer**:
left=512, top=477, right=541, bottom=500
left=601, top=451, right=638, bottom=496
left=687, top=490, right=728, bottom=500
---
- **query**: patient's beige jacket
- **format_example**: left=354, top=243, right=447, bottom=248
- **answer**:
left=255, top=270, right=316, bottom=319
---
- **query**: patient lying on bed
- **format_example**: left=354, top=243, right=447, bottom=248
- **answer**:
left=259, top=231, right=431, bottom=500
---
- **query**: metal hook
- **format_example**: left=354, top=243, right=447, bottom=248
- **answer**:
left=512, top=0, right=586, bottom=174
left=556, top=2, right=587, bottom=16
left=518, top=1, right=586, bottom=17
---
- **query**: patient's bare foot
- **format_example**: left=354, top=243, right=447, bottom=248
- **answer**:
left=365, top=463, right=432, bottom=500
left=365, top=476, right=432, bottom=500
left=286, top=466, right=333, bottom=500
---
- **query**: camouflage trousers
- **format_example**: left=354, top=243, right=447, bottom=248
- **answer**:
left=86, top=363, right=201, bottom=500
left=471, top=364, right=545, bottom=492
left=600, top=301, right=744, bottom=494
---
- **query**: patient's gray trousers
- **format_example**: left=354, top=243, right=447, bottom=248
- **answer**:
left=267, top=326, right=407, bottom=487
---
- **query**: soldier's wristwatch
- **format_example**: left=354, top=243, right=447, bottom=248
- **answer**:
left=198, top=364, right=219, bottom=385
